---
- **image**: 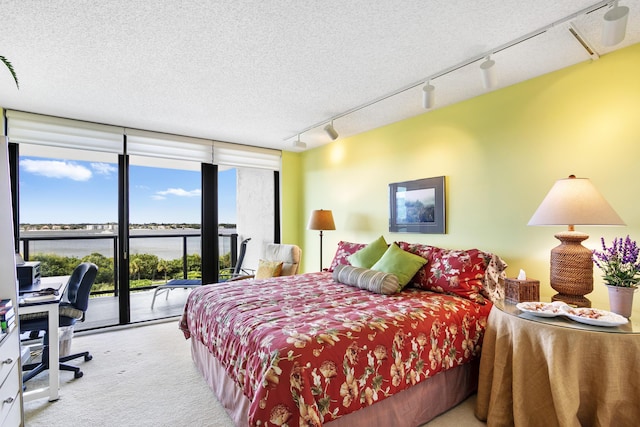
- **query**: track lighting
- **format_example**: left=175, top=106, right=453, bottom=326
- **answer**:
left=324, top=121, right=339, bottom=140
left=422, top=81, right=435, bottom=109
left=602, top=1, right=629, bottom=46
left=292, top=134, right=307, bottom=149
left=480, top=56, right=497, bottom=90
left=287, top=2, right=624, bottom=144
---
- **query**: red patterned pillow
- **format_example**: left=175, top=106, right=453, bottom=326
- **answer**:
left=426, top=248, right=489, bottom=304
left=396, top=241, right=437, bottom=289
left=327, top=241, right=366, bottom=272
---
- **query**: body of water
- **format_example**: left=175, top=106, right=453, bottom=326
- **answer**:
left=20, top=229, right=235, bottom=260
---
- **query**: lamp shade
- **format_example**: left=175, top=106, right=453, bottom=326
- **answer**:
left=307, top=209, right=336, bottom=231
left=528, top=175, right=625, bottom=227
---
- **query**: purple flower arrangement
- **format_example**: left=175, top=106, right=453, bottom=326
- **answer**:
left=592, top=236, right=640, bottom=287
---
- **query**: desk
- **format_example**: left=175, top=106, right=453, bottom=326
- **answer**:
left=19, top=276, right=69, bottom=402
left=475, top=300, right=640, bottom=427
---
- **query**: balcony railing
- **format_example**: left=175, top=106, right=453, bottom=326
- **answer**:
left=19, top=231, right=239, bottom=296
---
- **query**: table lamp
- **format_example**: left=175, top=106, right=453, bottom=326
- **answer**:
left=307, top=209, right=336, bottom=271
left=528, top=175, right=625, bottom=307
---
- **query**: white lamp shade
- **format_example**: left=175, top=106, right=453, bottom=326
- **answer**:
left=602, top=5, right=629, bottom=46
left=528, top=176, right=625, bottom=226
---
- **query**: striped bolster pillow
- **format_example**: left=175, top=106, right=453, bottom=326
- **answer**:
left=332, top=264, right=400, bottom=295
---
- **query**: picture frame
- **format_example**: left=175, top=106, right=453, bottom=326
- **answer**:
left=389, top=176, right=446, bottom=234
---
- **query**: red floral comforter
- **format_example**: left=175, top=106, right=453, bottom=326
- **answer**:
left=180, top=271, right=492, bottom=427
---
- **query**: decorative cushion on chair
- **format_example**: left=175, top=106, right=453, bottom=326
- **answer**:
left=265, top=244, right=301, bottom=276
left=255, top=259, right=284, bottom=279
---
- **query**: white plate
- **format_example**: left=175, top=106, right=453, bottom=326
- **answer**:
left=516, top=301, right=568, bottom=317
left=561, top=307, right=629, bottom=327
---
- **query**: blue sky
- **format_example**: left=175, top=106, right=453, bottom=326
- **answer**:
left=19, top=157, right=236, bottom=224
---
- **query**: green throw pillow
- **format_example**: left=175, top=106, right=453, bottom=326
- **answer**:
left=370, top=243, right=427, bottom=287
left=348, top=236, right=388, bottom=268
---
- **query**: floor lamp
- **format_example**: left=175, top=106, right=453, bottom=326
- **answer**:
left=307, top=209, right=336, bottom=271
left=528, top=175, right=625, bottom=307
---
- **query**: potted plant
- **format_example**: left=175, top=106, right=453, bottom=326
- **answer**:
left=592, top=235, right=640, bottom=317
left=1, top=55, right=19, bottom=88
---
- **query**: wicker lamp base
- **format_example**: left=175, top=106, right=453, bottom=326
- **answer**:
left=549, top=231, right=593, bottom=308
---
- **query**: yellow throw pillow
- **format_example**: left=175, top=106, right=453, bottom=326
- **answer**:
left=255, top=259, right=284, bottom=279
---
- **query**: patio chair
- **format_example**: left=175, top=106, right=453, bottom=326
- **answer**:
left=150, top=237, right=251, bottom=308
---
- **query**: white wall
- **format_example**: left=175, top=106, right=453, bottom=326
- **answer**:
left=236, top=167, right=275, bottom=270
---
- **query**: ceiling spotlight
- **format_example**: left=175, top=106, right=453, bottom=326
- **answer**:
left=324, top=121, right=339, bottom=140
left=602, top=1, right=629, bottom=46
left=292, top=134, right=307, bottom=149
left=480, top=56, right=497, bottom=90
left=422, top=81, right=435, bottom=109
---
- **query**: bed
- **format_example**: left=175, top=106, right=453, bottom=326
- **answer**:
left=180, top=240, right=507, bottom=427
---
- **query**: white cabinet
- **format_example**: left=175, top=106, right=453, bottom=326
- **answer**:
left=0, top=329, right=21, bottom=426
left=0, top=135, right=22, bottom=426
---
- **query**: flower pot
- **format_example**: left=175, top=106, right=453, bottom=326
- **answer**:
left=606, top=285, right=637, bottom=318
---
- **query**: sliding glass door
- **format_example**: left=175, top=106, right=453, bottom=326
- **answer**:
left=7, top=110, right=281, bottom=330
left=127, top=156, right=202, bottom=322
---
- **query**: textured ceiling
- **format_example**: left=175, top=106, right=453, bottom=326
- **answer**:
left=0, top=1, right=638, bottom=152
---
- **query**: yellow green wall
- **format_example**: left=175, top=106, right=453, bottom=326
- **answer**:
left=284, top=42, right=640, bottom=314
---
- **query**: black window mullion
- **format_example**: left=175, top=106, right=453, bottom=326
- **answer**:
left=117, top=152, right=130, bottom=324
left=201, top=163, right=219, bottom=284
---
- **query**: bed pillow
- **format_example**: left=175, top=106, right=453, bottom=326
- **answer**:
left=370, top=243, right=427, bottom=288
left=347, top=235, right=388, bottom=269
left=396, top=241, right=437, bottom=289
left=332, top=264, right=400, bottom=295
left=328, top=241, right=366, bottom=272
left=424, top=248, right=489, bottom=304
left=254, top=259, right=283, bottom=279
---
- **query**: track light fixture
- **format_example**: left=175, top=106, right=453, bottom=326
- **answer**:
left=287, top=1, right=623, bottom=144
left=602, top=1, right=629, bottom=46
left=422, top=81, right=435, bottom=109
left=292, top=134, right=307, bottom=149
left=324, top=121, right=339, bottom=140
left=480, top=56, right=497, bottom=89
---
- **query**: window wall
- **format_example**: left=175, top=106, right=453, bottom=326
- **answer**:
left=7, top=110, right=281, bottom=329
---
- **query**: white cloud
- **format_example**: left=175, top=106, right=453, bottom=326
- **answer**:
left=155, top=188, right=201, bottom=198
left=20, top=159, right=92, bottom=181
left=91, top=162, right=116, bottom=176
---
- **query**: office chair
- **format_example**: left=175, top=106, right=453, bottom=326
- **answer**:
left=20, top=262, right=98, bottom=381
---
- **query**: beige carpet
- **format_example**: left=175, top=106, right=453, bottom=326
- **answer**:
left=23, top=319, right=486, bottom=427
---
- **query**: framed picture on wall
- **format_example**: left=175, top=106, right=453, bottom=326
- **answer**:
left=389, top=176, right=445, bottom=234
